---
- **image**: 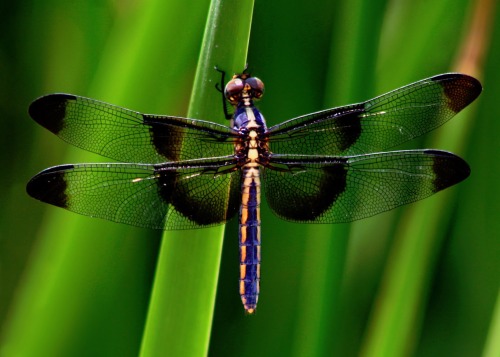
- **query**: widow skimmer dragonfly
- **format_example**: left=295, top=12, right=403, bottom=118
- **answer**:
left=27, top=71, right=481, bottom=314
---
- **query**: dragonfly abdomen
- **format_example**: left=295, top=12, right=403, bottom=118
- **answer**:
left=239, top=165, right=261, bottom=314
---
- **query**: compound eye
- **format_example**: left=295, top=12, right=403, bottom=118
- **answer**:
left=246, top=77, right=265, bottom=99
left=224, top=78, right=244, bottom=102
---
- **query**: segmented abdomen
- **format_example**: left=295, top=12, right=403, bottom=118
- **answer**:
left=239, top=165, right=261, bottom=314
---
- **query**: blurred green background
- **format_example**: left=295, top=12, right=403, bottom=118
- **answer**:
left=1, top=0, right=499, bottom=356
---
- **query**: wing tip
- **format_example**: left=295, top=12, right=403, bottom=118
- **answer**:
left=431, top=73, right=482, bottom=113
left=29, top=94, right=77, bottom=134
left=26, top=165, right=73, bottom=208
left=424, top=150, right=471, bottom=192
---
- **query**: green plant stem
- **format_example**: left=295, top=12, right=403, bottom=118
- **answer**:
left=139, top=1, right=254, bottom=356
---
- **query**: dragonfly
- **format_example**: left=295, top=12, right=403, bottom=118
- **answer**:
left=27, top=70, right=481, bottom=314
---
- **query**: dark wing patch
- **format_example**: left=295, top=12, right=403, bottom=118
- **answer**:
left=264, top=150, right=470, bottom=223
left=26, top=164, right=73, bottom=208
left=26, top=157, right=241, bottom=230
left=434, top=73, right=482, bottom=113
left=264, top=158, right=349, bottom=221
left=29, top=94, right=237, bottom=163
left=267, top=73, right=481, bottom=156
left=425, top=149, right=471, bottom=191
left=29, top=93, right=75, bottom=134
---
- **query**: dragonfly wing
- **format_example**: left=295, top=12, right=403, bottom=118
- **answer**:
left=26, top=157, right=241, bottom=230
left=264, top=150, right=470, bottom=223
left=29, top=94, right=237, bottom=163
left=268, top=73, right=481, bottom=156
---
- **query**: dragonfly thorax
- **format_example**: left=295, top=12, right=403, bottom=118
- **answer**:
left=233, top=106, right=270, bottom=166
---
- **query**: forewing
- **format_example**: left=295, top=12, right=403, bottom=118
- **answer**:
left=26, top=157, right=241, bottom=230
left=268, top=73, right=481, bottom=156
left=264, top=150, right=470, bottom=223
left=29, top=94, right=237, bottom=163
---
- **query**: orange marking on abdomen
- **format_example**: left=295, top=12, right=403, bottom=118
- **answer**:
left=240, top=245, right=247, bottom=262
left=240, top=264, right=246, bottom=279
left=240, top=207, right=248, bottom=225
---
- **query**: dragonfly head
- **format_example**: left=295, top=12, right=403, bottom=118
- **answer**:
left=225, top=73, right=265, bottom=106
